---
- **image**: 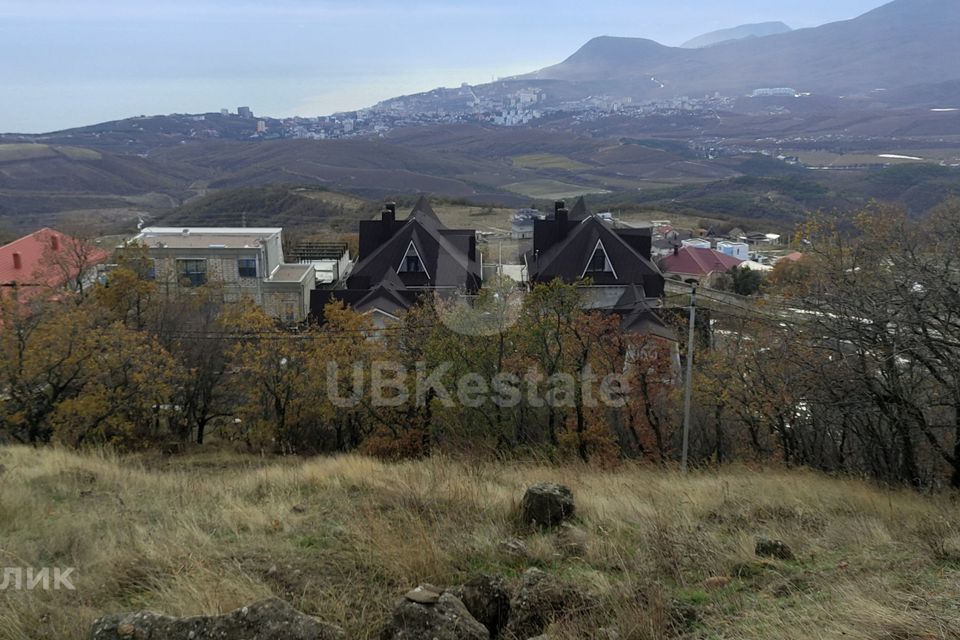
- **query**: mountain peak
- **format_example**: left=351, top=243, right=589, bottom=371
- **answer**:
left=681, top=21, right=792, bottom=49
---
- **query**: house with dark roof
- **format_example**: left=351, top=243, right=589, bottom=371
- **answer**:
left=525, top=198, right=672, bottom=339
left=526, top=199, right=664, bottom=298
left=311, top=197, right=481, bottom=325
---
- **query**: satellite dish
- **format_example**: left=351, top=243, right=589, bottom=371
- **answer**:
left=667, top=230, right=682, bottom=247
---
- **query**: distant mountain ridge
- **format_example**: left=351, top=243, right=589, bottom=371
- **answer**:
left=523, top=0, right=960, bottom=98
left=680, top=21, right=792, bottom=48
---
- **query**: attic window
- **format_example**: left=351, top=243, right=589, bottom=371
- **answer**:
left=583, top=239, right=617, bottom=278
left=398, top=241, right=428, bottom=276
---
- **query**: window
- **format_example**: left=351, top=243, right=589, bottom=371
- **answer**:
left=145, top=260, right=156, bottom=280
left=584, top=240, right=615, bottom=276
left=238, top=258, right=257, bottom=278
left=177, top=259, right=207, bottom=287
left=398, top=241, right=427, bottom=275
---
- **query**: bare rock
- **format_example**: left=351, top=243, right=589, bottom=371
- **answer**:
left=405, top=585, right=442, bottom=604
left=458, top=574, right=511, bottom=638
left=89, top=598, right=345, bottom=639
left=520, top=483, right=575, bottom=529
left=381, top=591, right=489, bottom=640
left=504, top=568, right=587, bottom=639
left=755, top=537, right=795, bottom=561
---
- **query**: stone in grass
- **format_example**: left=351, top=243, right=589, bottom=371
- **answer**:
left=405, top=584, right=442, bottom=605
left=456, top=574, right=511, bottom=638
left=754, top=537, right=795, bottom=561
left=381, top=591, right=489, bottom=640
left=89, top=598, right=345, bottom=640
left=504, top=568, right=588, bottom=639
left=520, top=482, right=575, bottom=528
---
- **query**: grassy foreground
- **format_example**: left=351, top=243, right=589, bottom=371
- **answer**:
left=0, top=446, right=958, bottom=639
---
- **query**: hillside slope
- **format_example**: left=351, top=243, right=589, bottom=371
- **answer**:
left=159, top=185, right=377, bottom=231
left=0, top=143, right=194, bottom=195
left=0, top=446, right=958, bottom=639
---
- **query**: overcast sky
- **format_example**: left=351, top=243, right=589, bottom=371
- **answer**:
left=2, top=0, right=888, bottom=133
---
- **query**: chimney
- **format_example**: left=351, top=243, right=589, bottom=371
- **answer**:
left=12, top=252, right=22, bottom=269
left=382, top=206, right=396, bottom=225
left=50, top=234, right=60, bottom=251
left=385, top=202, right=397, bottom=217
left=554, top=200, right=565, bottom=216
left=556, top=207, right=569, bottom=239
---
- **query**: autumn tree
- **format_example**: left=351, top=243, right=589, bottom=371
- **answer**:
left=0, top=297, right=100, bottom=443
left=50, top=322, right=180, bottom=448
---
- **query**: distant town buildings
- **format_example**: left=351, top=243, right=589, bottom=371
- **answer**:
left=749, top=88, right=798, bottom=98
left=511, top=208, right=542, bottom=239
left=238, top=106, right=253, bottom=119
left=717, top=241, right=750, bottom=261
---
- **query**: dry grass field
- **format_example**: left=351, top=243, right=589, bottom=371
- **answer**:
left=0, top=446, right=958, bottom=639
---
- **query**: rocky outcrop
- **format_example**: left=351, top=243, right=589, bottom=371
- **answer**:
left=381, top=588, right=489, bottom=640
left=519, top=483, right=575, bottom=528
left=504, top=568, right=587, bottom=639
left=455, top=574, right=511, bottom=638
left=89, top=598, right=345, bottom=640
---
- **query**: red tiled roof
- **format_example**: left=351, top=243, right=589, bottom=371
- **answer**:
left=780, top=251, right=805, bottom=262
left=659, top=246, right=743, bottom=277
left=0, top=228, right=110, bottom=302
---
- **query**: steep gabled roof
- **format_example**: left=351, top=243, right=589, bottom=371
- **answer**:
left=349, top=216, right=480, bottom=290
left=352, top=271, right=417, bottom=318
left=596, top=283, right=676, bottom=340
left=309, top=271, right=420, bottom=324
left=617, top=307, right=676, bottom=340
left=569, top=196, right=589, bottom=220
left=530, top=216, right=661, bottom=289
left=408, top=195, right=443, bottom=225
left=659, top=246, right=743, bottom=277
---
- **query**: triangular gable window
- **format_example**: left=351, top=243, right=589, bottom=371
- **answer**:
left=582, top=239, right=617, bottom=279
left=398, top=241, right=429, bottom=278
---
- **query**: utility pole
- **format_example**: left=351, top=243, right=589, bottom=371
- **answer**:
left=681, top=282, right=698, bottom=474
